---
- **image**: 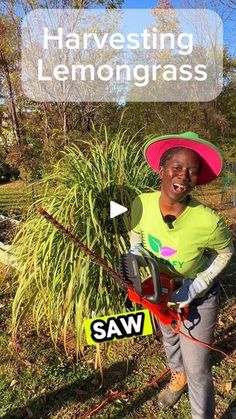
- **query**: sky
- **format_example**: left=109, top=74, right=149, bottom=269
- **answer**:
left=120, top=0, right=236, bottom=55
left=122, top=0, right=158, bottom=6
left=12, top=0, right=236, bottom=56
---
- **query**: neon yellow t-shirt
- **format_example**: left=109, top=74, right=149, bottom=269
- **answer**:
left=131, top=191, right=231, bottom=279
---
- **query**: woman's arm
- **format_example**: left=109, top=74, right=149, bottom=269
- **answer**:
left=171, top=241, right=235, bottom=308
left=130, top=230, right=142, bottom=249
left=129, top=230, right=151, bottom=261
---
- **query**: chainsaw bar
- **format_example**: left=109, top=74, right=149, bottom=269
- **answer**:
left=37, top=207, right=133, bottom=292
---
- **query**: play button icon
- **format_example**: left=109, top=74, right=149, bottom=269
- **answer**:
left=94, top=185, right=141, bottom=235
left=110, top=201, right=128, bottom=219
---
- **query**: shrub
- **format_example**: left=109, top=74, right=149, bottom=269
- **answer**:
left=0, top=148, right=19, bottom=182
left=12, top=127, right=159, bottom=354
left=6, top=143, right=42, bottom=182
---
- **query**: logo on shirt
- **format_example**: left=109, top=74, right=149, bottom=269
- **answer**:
left=148, top=234, right=177, bottom=258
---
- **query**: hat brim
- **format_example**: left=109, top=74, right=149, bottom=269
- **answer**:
left=144, top=135, right=223, bottom=185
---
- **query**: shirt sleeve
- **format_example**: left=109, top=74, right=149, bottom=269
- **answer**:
left=130, top=230, right=142, bottom=248
left=130, top=195, right=143, bottom=234
left=206, top=215, right=232, bottom=250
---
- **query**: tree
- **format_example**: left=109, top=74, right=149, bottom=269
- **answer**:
left=0, top=14, right=22, bottom=144
left=217, top=50, right=236, bottom=137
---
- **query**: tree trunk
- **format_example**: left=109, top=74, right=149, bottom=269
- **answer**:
left=1, top=54, right=22, bottom=144
left=43, top=103, right=50, bottom=148
left=63, top=102, right=68, bottom=146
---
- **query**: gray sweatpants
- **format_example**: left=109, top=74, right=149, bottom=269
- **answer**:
left=158, top=285, right=220, bottom=419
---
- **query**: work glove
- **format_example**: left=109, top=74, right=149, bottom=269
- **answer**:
left=171, top=243, right=234, bottom=309
left=170, top=277, right=207, bottom=308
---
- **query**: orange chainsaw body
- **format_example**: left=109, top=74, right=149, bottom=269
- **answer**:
left=128, top=273, right=189, bottom=324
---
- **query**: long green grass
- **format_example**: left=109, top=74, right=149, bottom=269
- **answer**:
left=11, top=127, right=158, bottom=354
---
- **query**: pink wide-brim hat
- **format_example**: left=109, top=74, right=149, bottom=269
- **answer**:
left=144, top=131, right=223, bottom=185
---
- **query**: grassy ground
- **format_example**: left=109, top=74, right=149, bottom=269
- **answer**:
left=0, top=181, right=41, bottom=214
left=0, top=181, right=27, bottom=191
left=0, top=264, right=236, bottom=419
left=0, top=181, right=235, bottom=419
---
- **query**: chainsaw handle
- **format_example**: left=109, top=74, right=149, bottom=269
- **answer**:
left=143, top=257, right=162, bottom=304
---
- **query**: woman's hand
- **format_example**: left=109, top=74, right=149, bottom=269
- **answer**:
left=170, top=243, right=234, bottom=308
left=170, top=279, right=198, bottom=308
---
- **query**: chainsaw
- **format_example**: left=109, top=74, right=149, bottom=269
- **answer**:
left=119, top=253, right=189, bottom=324
left=38, top=207, right=189, bottom=325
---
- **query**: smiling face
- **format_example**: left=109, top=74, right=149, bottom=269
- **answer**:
left=159, top=148, right=201, bottom=203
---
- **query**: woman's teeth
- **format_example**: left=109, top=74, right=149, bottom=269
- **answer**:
left=173, top=183, right=188, bottom=192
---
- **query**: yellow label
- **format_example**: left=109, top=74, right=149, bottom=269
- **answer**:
left=83, top=309, right=153, bottom=345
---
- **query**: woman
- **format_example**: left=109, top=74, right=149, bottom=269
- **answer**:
left=130, top=131, right=234, bottom=419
